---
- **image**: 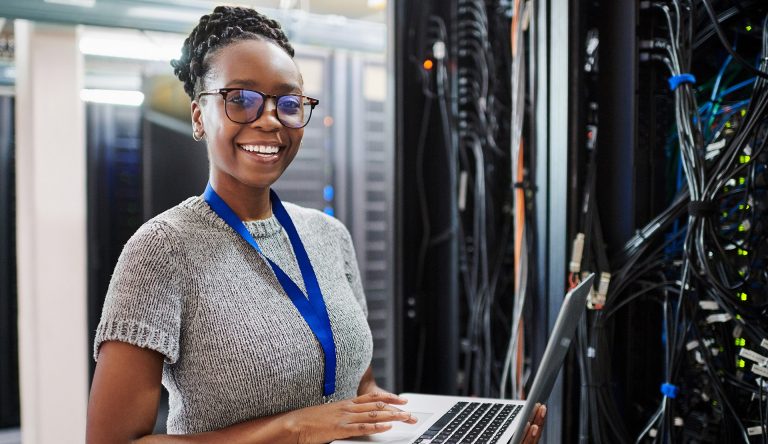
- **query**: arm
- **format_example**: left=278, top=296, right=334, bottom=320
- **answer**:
left=87, top=341, right=292, bottom=444
left=87, top=342, right=416, bottom=444
left=357, top=365, right=383, bottom=396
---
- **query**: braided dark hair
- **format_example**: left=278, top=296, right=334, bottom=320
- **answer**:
left=171, top=6, right=295, bottom=99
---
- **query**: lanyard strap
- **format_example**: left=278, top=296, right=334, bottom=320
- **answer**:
left=203, top=183, right=337, bottom=397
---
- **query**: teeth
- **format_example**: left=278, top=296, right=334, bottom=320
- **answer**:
left=240, top=145, right=279, bottom=154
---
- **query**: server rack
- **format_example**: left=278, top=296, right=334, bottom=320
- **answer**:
left=566, top=1, right=768, bottom=442
left=0, top=94, right=19, bottom=429
left=393, top=3, right=575, bottom=443
left=86, top=102, right=143, bottom=377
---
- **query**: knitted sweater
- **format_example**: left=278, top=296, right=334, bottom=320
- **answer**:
left=94, top=196, right=373, bottom=434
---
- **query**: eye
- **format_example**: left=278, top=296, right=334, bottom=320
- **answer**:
left=227, top=90, right=259, bottom=108
left=278, top=96, right=302, bottom=114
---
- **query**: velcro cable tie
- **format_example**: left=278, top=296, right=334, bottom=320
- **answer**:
left=661, top=382, right=679, bottom=398
left=688, top=200, right=718, bottom=218
left=668, top=73, right=697, bottom=91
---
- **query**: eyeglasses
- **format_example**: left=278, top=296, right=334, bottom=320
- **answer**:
left=196, top=88, right=319, bottom=129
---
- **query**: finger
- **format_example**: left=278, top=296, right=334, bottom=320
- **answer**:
left=521, top=423, right=539, bottom=444
left=353, top=391, right=408, bottom=405
left=342, top=421, right=393, bottom=436
left=351, top=410, right=416, bottom=424
left=529, top=424, right=540, bottom=443
left=347, top=400, right=403, bottom=414
left=346, top=402, right=418, bottom=423
left=533, top=405, right=547, bottom=427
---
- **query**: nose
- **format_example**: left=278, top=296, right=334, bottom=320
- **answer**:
left=250, top=97, right=282, bottom=131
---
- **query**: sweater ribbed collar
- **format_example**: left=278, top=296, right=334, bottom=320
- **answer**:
left=186, top=195, right=283, bottom=239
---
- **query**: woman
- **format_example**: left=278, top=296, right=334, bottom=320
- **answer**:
left=86, top=6, right=545, bottom=443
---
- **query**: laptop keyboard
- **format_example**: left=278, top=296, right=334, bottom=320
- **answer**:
left=411, top=401, right=522, bottom=444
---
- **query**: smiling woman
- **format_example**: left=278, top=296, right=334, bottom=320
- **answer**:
left=85, top=6, right=416, bottom=444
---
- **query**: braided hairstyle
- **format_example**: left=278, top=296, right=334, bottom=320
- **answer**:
left=171, top=6, right=295, bottom=99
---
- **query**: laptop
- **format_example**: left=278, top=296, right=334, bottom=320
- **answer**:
left=334, top=273, right=595, bottom=444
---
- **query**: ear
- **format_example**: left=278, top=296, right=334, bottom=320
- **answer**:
left=191, top=100, right=204, bottom=134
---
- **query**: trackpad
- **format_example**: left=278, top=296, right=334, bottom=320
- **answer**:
left=338, top=412, right=434, bottom=443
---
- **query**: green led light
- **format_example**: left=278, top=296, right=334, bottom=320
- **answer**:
left=739, top=177, right=746, bottom=185
left=738, top=224, right=746, bottom=232
left=741, top=109, right=747, bottom=117
left=740, top=155, right=751, bottom=163
left=736, top=314, right=743, bottom=320
left=737, top=249, right=748, bottom=256
left=722, top=211, right=728, bottom=217
left=726, top=121, right=732, bottom=128
left=738, top=359, right=746, bottom=368
left=746, top=25, right=753, bottom=32
left=739, top=292, right=748, bottom=301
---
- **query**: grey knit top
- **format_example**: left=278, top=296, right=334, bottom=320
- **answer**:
left=94, top=196, right=373, bottom=434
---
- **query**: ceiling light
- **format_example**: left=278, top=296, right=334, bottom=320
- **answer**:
left=368, top=0, right=386, bottom=10
left=80, top=89, right=144, bottom=107
left=79, top=28, right=183, bottom=61
left=44, top=0, right=96, bottom=7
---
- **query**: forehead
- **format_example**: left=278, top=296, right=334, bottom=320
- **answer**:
left=206, top=39, right=302, bottom=92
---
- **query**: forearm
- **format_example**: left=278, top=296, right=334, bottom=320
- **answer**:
left=130, top=411, right=295, bottom=444
left=357, top=365, right=383, bottom=396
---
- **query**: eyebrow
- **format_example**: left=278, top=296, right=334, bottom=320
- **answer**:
left=224, top=79, right=302, bottom=94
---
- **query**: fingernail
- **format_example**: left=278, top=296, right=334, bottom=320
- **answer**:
left=532, top=426, right=538, bottom=437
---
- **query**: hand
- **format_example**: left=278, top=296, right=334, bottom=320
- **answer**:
left=283, top=391, right=418, bottom=444
left=520, top=403, right=547, bottom=444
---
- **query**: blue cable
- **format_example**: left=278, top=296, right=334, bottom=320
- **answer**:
left=717, top=78, right=757, bottom=100
left=711, top=55, right=733, bottom=103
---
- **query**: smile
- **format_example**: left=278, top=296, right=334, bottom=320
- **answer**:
left=239, top=144, right=281, bottom=155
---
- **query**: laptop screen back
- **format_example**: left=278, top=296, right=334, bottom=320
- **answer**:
left=508, top=274, right=594, bottom=444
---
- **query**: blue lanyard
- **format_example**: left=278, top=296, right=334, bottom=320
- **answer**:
left=203, top=183, right=337, bottom=397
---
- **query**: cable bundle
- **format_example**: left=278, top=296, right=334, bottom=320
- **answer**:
left=408, top=0, right=528, bottom=398
left=570, top=1, right=768, bottom=443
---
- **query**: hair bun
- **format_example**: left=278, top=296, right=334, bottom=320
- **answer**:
left=170, top=6, right=294, bottom=99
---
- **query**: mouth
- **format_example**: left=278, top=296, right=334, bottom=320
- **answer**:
left=238, top=143, right=284, bottom=160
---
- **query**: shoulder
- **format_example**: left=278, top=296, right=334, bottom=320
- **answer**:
left=282, top=202, right=351, bottom=241
left=124, top=197, right=209, bottom=252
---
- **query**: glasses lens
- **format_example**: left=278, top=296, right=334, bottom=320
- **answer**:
left=224, top=89, right=264, bottom=124
left=277, top=95, right=312, bottom=128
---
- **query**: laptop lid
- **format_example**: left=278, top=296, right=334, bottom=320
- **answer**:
left=507, top=273, right=594, bottom=444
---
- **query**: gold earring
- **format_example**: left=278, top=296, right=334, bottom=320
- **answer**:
left=192, top=129, right=204, bottom=142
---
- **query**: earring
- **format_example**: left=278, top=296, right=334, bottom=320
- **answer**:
left=192, top=129, right=204, bottom=142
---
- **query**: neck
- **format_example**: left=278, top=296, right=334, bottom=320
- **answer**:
left=209, top=177, right=272, bottom=221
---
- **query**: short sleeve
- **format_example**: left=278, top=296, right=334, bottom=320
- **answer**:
left=93, top=221, right=184, bottom=364
left=337, top=223, right=368, bottom=318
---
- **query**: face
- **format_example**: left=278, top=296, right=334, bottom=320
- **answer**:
left=191, top=39, right=304, bottom=192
